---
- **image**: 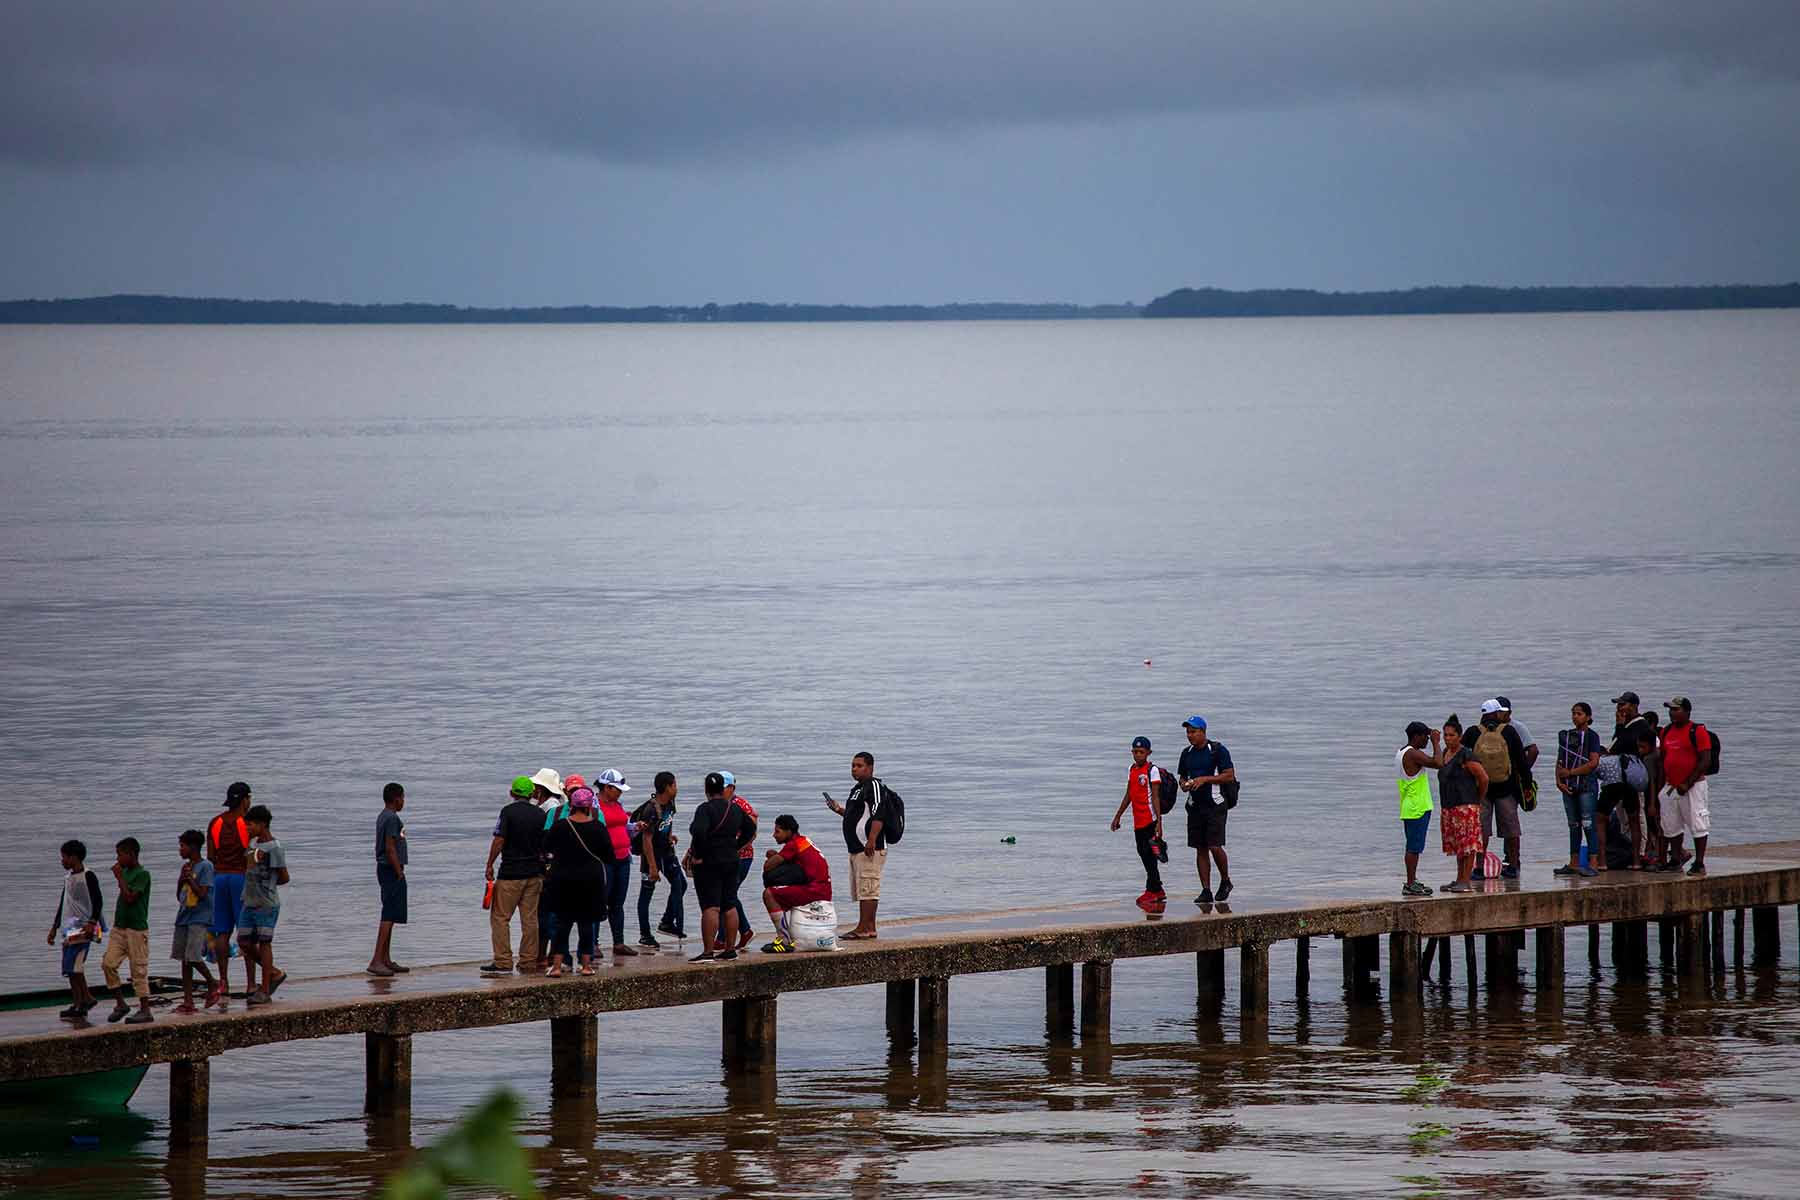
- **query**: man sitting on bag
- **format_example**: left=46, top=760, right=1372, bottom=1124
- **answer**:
left=761, top=815, right=832, bottom=953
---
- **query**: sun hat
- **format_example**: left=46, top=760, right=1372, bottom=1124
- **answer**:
left=528, top=768, right=564, bottom=797
left=567, top=787, right=596, bottom=809
left=1182, top=715, right=1208, bottom=730
left=509, top=775, right=535, bottom=800
left=593, top=768, right=631, bottom=793
left=563, top=773, right=588, bottom=792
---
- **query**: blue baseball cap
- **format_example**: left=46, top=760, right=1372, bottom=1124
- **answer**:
left=1131, top=736, right=1151, bottom=750
left=719, top=771, right=736, bottom=789
left=1183, top=715, right=1208, bottom=730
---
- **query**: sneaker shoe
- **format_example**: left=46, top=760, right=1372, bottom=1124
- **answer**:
left=612, top=945, right=639, bottom=957
left=1553, top=865, right=1578, bottom=877
left=58, top=1005, right=82, bottom=1020
left=657, top=920, right=681, bottom=937
left=1402, top=881, right=1433, bottom=896
left=762, top=939, right=795, bottom=954
left=1135, top=892, right=1158, bottom=912
left=124, top=1009, right=154, bottom=1025
left=1195, top=889, right=1214, bottom=905
left=479, top=963, right=510, bottom=977
left=106, top=1003, right=130, bottom=1023
left=715, top=950, right=739, bottom=962
left=1151, top=889, right=1167, bottom=904
left=1500, top=865, right=1520, bottom=880
left=245, top=990, right=271, bottom=1007
left=1444, top=881, right=1475, bottom=894
left=385, top=963, right=411, bottom=973
left=1470, top=866, right=1486, bottom=881
left=1687, top=862, right=1707, bottom=876
left=1578, top=865, right=1599, bottom=878
left=689, top=951, right=718, bottom=963
left=1214, top=878, right=1234, bottom=903
left=637, top=935, right=661, bottom=949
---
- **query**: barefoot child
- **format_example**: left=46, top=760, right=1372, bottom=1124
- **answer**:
left=49, top=840, right=104, bottom=1020
left=239, top=805, right=290, bottom=1006
left=102, top=837, right=154, bottom=1024
left=171, top=830, right=216, bottom=1014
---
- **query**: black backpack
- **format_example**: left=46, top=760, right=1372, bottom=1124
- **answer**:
left=1207, top=742, right=1241, bottom=810
left=872, top=778, right=905, bottom=844
left=1683, top=723, right=1721, bottom=776
left=1151, top=764, right=1181, bottom=814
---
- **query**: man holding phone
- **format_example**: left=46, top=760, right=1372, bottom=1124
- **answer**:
left=824, top=751, right=888, bottom=940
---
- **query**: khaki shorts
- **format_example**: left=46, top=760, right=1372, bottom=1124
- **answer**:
left=849, top=848, right=887, bottom=901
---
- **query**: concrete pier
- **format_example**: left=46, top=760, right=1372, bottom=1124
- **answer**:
left=4, top=841, right=1796, bottom=1107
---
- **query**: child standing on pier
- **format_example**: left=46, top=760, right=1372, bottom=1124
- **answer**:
left=49, top=839, right=104, bottom=1020
left=1112, top=736, right=1168, bottom=912
left=239, top=805, right=290, bottom=1006
left=102, top=838, right=154, bottom=1024
left=171, top=830, right=217, bottom=1014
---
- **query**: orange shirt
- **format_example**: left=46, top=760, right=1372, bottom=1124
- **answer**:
left=1127, top=762, right=1163, bottom=829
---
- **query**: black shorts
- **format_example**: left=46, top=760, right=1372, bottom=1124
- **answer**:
left=1187, top=803, right=1228, bottom=849
left=1600, top=782, right=1637, bottom=816
left=693, top=863, right=740, bottom=913
left=377, top=863, right=407, bottom=925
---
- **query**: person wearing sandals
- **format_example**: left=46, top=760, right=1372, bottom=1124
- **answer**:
left=1554, top=704, right=1603, bottom=879
left=542, top=787, right=606, bottom=975
left=1437, top=716, right=1489, bottom=893
left=1397, top=722, right=1442, bottom=897
left=687, top=772, right=754, bottom=962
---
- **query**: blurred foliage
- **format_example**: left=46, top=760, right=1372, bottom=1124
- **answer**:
left=381, top=1089, right=539, bottom=1200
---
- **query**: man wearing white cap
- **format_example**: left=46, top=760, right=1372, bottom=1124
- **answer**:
left=524, top=768, right=563, bottom=965
left=1469, top=701, right=1529, bottom=880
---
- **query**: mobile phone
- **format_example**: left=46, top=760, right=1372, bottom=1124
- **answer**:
left=821, top=790, right=835, bottom=805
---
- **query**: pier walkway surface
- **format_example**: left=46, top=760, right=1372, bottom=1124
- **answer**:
left=5, top=841, right=1798, bottom=1144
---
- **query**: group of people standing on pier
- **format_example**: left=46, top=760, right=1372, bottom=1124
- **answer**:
left=1396, top=692, right=1719, bottom=895
left=479, top=758, right=884, bottom=973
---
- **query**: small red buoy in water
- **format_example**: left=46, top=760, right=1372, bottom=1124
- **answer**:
left=1144, top=659, right=1152, bottom=667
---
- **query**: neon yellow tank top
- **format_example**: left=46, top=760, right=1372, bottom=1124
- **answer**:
left=1396, top=747, right=1432, bottom=819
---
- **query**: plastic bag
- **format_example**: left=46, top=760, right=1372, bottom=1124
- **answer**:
left=785, top=902, right=839, bottom=951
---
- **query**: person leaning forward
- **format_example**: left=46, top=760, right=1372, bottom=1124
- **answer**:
left=825, top=751, right=892, bottom=939
left=482, top=776, right=545, bottom=977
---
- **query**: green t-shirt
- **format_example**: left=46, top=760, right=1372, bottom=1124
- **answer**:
left=114, top=865, right=151, bottom=930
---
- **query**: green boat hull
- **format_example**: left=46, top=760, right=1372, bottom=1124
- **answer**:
left=1, top=976, right=182, bottom=1111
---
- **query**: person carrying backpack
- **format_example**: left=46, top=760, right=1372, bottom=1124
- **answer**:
left=1177, top=715, right=1236, bottom=904
left=1470, top=700, right=1529, bottom=880
left=823, top=751, right=897, bottom=940
left=1656, top=697, right=1715, bottom=875
left=1111, top=735, right=1169, bottom=911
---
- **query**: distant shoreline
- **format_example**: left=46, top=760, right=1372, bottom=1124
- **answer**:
left=2, top=284, right=1796, bottom=325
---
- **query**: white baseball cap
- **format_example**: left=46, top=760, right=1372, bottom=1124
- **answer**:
left=593, top=768, right=631, bottom=793
left=1480, top=699, right=1504, bottom=716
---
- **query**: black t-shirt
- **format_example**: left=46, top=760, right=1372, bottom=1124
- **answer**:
left=841, top=779, right=890, bottom=855
left=632, top=799, right=674, bottom=862
left=543, top=818, right=610, bottom=884
left=1177, top=741, right=1233, bottom=808
left=1609, top=716, right=1657, bottom=758
left=1437, top=747, right=1483, bottom=808
left=690, top=796, right=748, bottom=867
left=494, top=800, right=546, bottom=879
left=1467, top=720, right=1526, bottom=797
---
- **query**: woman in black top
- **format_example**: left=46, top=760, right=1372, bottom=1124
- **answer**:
left=543, top=788, right=612, bottom=975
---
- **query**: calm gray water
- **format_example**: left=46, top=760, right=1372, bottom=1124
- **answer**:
left=2, top=312, right=1798, bottom=1197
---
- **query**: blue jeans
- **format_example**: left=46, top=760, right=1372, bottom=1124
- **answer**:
left=638, top=851, right=687, bottom=938
left=603, top=860, right=632, bottom=948
left=730, top=857, right=754, bottom=937
left=551, top=911, right=597, bottom=963
left=1562, top=784, right=1598, bottom=857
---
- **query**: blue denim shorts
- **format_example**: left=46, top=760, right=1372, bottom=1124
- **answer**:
left=1402, top=812, right=1432, bottom=855
left=236, top=906, right=279, bottom=943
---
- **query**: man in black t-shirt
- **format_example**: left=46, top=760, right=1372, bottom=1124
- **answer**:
left=1177, top=716, right=1236, bottom=904
left=1605, top=691, right=1659, bottom=868
left=482, top=776, right=545, bottom=976
left=825, top=751, right=890, bottom=939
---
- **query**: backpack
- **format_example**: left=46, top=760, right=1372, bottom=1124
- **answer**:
left=1472, top=723, right=1513, bottom=784
left=1150, top=763, right=1180, bottom=814
left=871, top=778, right=905, bottom=844
left=1209, top=742, right=1241, bottom=809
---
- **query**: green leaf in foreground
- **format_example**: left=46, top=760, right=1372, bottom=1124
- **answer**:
left=381, top=1089, right=540, bottom=1200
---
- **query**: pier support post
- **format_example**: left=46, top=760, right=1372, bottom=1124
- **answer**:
left=1436, top=938, right=1452, bottom=985
left=1534, top=926, right=1564, bottom=994
left=918, top=977, right=950, bottom=1054
left=1080, top=961, right=1112, bottom=1041
left=1710, top=910, right=1726, bottom=975
left=1196, top=948, right=1227, bottom=1008
left=1587, top=924, right=1600, bottom=970
left=1658, top=919, right=1675, bottom=968
left=1463, top=935, right=1477, bottom=988
left=169, top=1058, right=209, bottom=1148
left=1676, top=914, right=1707, bottom=982
left=1294, top=936, right=1309, bottom=997
left=1733, top=909, right=1745, bottom=967
left=1388, top=932, right=1421, bottom=998
left=722, top=995, right=778, bottom=1072
left=1046, top=963, right=1075, bottom=1039
left=1240, top=942, right=1270, bottom=1036
left=886, top=979, right=916, bottom=1046
left=364, top=1033, right=412, bottom=1116
left=550, top=1014, right=599, bottom=1097
left=1752, top=906, right=1781, bottom=966
left=1485, top=932, right=1520, bottom=989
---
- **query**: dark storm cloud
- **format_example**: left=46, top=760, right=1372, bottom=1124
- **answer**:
left=6, top=0, right=1798, bottom=168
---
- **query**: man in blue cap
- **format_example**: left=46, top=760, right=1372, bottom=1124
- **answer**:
left=1177, top=716, right=1236, bottom=904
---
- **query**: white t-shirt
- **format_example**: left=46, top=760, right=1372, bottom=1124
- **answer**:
left=1509, top=718, right=1535, bottom=748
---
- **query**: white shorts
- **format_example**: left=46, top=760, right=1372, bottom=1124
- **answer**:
left=1659, top=778, right=1711, bottom=839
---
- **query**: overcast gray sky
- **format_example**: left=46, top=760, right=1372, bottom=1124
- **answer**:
left=4, top=1, right=1798, bottom=305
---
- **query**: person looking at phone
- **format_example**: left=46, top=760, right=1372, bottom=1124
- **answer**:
left=824, top=751, right=891, bottom=940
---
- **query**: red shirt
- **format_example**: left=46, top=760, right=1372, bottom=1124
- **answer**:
left=1660, top=721, right=1712, bottom=789
left=731, top=795, right=758, bottom=859
left=1127, top=762, right=1163, bottom=829
left=773, top=834, right=832, bottom=903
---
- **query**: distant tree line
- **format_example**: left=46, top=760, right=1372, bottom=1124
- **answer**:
left=1142, top=284, right=1800, bottom=319
left=0, top=295, right=1138, bottom=324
